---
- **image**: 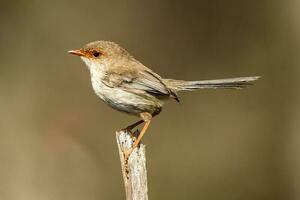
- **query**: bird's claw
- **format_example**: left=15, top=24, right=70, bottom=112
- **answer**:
left=120, top=127, right=140, bottom=139
left=124, top=148, right=133, bottom=161
left=119, top=127, right=135, bottom=138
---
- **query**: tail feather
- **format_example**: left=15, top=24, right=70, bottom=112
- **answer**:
left=164, top=76, right=260, bottom=91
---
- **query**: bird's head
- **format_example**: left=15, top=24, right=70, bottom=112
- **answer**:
left=68, top=41, right=129, bottom=70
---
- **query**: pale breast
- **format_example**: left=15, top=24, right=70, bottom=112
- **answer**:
left=90, top=70, right=163, bottom=115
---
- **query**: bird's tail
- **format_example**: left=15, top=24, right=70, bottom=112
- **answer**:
left=164, top=76, right=260, bottom=92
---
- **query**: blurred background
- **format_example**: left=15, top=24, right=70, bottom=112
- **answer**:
left=0, top=0, right=299, bottom=199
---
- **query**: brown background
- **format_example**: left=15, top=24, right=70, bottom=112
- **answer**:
left=0, top=0, right=299, bottom=199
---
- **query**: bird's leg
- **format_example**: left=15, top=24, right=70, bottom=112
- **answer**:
left=122, top=112, right=158, bottom=132
left=120, top=119, right=144, bottom=139
left=124, top=112, right=152, bottom=159
left=125, top=119, right=144, bottom=131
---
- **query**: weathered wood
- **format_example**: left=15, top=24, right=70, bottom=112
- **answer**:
left=116, top=130, right=148, bottom=200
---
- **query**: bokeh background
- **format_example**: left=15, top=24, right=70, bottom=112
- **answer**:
left=1, top=0, right=299, bottom=199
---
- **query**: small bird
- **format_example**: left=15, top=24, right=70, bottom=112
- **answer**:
left=69, top=41, right=259, bottom=156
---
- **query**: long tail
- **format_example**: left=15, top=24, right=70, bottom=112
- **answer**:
left=164, top=76, right=260, bottom=91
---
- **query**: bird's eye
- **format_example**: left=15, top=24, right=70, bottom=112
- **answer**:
left=93, top=51, right=100, bottom=57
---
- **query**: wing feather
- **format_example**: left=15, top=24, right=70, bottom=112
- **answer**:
left=102, top=68, right=178, bottom=100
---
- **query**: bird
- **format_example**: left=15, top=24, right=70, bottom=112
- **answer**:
left=68, top=41, right=259, bottom=156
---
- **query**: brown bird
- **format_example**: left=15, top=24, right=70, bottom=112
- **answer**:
left=69, top=41, right=259, bottom=156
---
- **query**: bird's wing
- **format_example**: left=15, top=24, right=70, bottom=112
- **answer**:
left=103, top=68, right=179, bottom=101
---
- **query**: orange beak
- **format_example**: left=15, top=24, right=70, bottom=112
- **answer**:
left=68, top=49, right=85, bottom=56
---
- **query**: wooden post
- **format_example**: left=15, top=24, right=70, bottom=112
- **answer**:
left=116, top=130, right=148, bottom=200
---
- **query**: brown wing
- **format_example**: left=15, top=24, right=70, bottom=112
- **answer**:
left=102, top=68, right=179, bottom=101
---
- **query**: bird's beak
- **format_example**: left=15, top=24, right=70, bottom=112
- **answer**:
left=68, top=49, right=85, bottom=56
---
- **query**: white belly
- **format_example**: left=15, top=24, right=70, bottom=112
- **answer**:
left=90, top=73, right=163, bottom=115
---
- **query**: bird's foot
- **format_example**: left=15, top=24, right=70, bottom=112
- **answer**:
left=120, top=127, right=141, bottom=140
left=123, top=148, right=133, bottom=161
left=124, top=136, right=141, bottom=160
left=119, top=127, right=135, bottom=138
